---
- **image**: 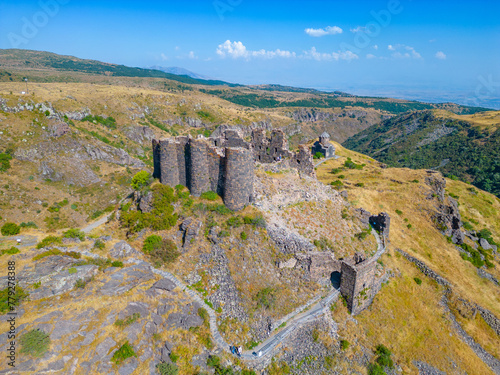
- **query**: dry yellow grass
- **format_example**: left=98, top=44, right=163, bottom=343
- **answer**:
left=434, top=109, right=500, bottom=131
left=318, top=141, right=499, bottom=374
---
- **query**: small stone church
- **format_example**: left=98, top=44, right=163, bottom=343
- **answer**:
left=312, top=132, right=336, bottom=158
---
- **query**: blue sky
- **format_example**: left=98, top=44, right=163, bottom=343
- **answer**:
left=1, top=0, right=499, bottom=107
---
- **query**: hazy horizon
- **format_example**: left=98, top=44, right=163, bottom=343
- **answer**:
left=1, top=0, right=499, bottom=109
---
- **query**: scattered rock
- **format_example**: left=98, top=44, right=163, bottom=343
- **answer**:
left=110, top=241, right=142, bottom=259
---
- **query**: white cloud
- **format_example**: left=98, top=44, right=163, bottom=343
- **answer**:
left=160, top=53, right=168, bottom=61
left=175, top=46, right=180, bottom=51
left=388, top=44, right=422, bottom=59
left=303, top=47, right=358, bottom=61
left=305, top=26, right=343, bottom=37
left=435, top=51, right=446, bottom=60
left=350, top=26, right=366, bottom=33
left=373, top=45, right=379, bottom=50
left=216, top=40, right=296, bottom=60
left=366, top=54, right=377, bottom=59
left=188, top=51, right=198, bottom=59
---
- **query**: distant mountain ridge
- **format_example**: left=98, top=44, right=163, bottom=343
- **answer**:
left=148, top=66, right=211, bottom=80
left=0, top=48, right=491, bottom=115
left=0, top=49, right=237, bottom=87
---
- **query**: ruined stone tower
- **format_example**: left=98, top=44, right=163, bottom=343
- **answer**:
left=153, top=136, right=254, bottom=211
left=340, top=254, right=378, bottom=315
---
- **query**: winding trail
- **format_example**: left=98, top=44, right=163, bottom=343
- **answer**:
left=314, top=155, right=340, bottom=168
left=151, top=228, right=386, bottom=363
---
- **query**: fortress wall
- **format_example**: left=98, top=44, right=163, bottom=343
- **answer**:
left=176, top=136, right=189, bottom=187
left=290, top=144, right=315, bottom=177
left=208, top=146, right=225, bottom=196
left=340, top=256, right=377, bottom=315
left=152, top=140, right=161, bottom=179
left=159, top=139, right=179, bottom=186
left=224, top=147, right=254, bottom=211
left=188, top=138, right=210, bottom=197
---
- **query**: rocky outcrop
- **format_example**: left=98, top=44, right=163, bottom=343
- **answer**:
left=179, top=218, right=202, bottom=251
left=426, top=171, right=464, bottom=244
left=109, top=241, right=142, bottom=259
left=124, top=125, right=155, bottom=145
left=266, top=223, right=315, bottom=254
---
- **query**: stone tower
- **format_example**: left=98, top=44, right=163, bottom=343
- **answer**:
left=188, top=138, right=210, bottom=197
left=340, top=254, right=377, bottom=315
left=224, top=147, right=254, bottom=211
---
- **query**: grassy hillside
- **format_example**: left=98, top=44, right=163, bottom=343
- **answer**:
left=315, top=142, right=500, bottom=374
left=343, top=110, right=500, bottom=197
left=0, top=49, right=237, bottom=87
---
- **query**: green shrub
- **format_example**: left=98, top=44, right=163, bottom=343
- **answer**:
left=94, top=239, right=105, bottom=250
left=313, top=151, right=324, bottom=159
left=68, top=267, right=77, bottom=274
left=413, top=277, right=422, bottom=285
left=62, top=228, right=85, bottom=241
left=330, top=180, right=343, bottom=188
left=75, top=278, right=87, bottom=289
left=170, top=352, right=180, bottom=363
left=411, top=179, right=419, bottom=183
left=226, top=216, right=243, bottom=228
left=19, top=221, right=37, bottom=229
left=206, top=203, right=232, bottom=215
left=111, top=260, right=124, bottom=268
left=375, top=344, right=394, bottom=368
left=218, top=230, right=230, bottom=238
left=344, top=157, right=365, bottom=170
left=312, top=328, right=319, bottom=342
left=112, top=342, right=136, bottom=364
left=1, top=222, right=20, bottom=236
left=0, top=153, right=13, bottom=172
left=143, top=236, right=179, bottom=267
left=255, top=287, right=276, bottom=309
left=0, top=286, right=28, bottom=314
left=131, top=171, right=151, bottom=190
left=340, top=339, right=350, bottom=350
left=36, top=235, right=62, bottom=249
left=355, top=183, right=365, bottom=187
left=355, top=226, right=372, bottom=241
left=201, top=191, right=218, bottom=201
left=19, top=329, right=51, bottom=357
left=368, top=363, right=387, bottom=375
left=156, top=362, right=179, bottom=375
left=240, top=231, right=248, bottom=240
left=462, top=221, right=474, bottom=231
left=1, top=247, right=20, bottom=255
left=407, top=224, right=412, bottom=229
left=395, top=209, right=403, bottom=215
left=120, top=184, right=177, bottom=233
left=143, top=235, right=163, bottom=253
left=115, top=313, right=141, bottom=327
left=33, top=249, right=81, bottom=261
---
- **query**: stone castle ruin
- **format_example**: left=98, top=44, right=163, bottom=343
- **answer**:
left=153, top=128, right=314, bottom=211
left=153, top=128, right=389, bottom=315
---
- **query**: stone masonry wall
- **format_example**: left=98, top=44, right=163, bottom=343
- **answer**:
left=340, top=256, right=378, bottom=315
left=188, top=139, right=210, bottom=197
left=224, top=147, right=254, bottom=211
